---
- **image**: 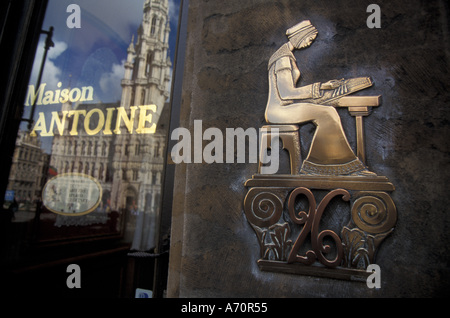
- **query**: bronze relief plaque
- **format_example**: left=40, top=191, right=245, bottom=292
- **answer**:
left=243, top=20, right=397, bottom=281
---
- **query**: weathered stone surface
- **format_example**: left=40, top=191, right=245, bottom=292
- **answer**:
left=168, top=0, right=450, bottom=297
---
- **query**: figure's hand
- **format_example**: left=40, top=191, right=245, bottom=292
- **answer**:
left=332, top=83, right=349, bottom=97
left=320, top=79, right=344, bottom=90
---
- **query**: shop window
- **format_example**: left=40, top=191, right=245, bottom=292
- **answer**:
left=1, top=0, right=181, bottom=298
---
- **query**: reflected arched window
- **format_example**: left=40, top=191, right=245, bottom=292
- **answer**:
left=130, top=88, right=135, bottom=105
left=158, top=19, right=164, bottom=41
left=102, top=142, right=107, bottom=156
left=145, top=193, right=152, bottom=212
left=151, top=16, right=157, bottom=35
left=99, top=163, right=104, bottom=180
left=135, top=142, right=140, bottom=156
left=154, top=142, right=160, bottom=158
left=140, top=89, right=146, bottom=105
left=146, top=53, right=153, bottom=76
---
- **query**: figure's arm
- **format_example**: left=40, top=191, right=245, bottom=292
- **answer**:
left=276, top=71, right=321, bottom=100
left=320, top=79, right=345, bottom=90
left=275, top=58, right=321, bottom=100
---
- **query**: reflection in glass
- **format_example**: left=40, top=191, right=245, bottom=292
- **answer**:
left=5, top=0, right=180, bottom=254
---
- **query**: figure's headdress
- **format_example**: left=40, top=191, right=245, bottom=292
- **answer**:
left=286, top=20, right=318, bottom=47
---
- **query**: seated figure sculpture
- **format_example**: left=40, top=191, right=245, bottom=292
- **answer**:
left=265, top=20, right=375, bottom=176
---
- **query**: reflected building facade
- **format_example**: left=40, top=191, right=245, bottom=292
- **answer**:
left=49, top=0, right=172, bottom=250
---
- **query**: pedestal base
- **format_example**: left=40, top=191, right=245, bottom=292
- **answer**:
left=257, top=260, right=369, bottom=282
left=243, top=174, right=397, bottom=280
left=245, top=174, right=395, bottom=191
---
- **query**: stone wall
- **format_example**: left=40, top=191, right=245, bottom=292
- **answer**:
left=168, top=0, right=450, bottom=297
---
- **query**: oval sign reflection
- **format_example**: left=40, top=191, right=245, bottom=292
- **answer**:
left=42, top=173, right=102, bottom=216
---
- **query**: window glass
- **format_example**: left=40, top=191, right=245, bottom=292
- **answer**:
left=4, top=0, right=180, bottom=256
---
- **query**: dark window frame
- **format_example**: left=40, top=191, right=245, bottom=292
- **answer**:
left=0, top=0, right=49, bottom=206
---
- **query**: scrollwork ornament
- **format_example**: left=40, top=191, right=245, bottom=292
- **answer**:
left=351, top=191, right=397, bottom=234
left=244, top=188, right=283, bottom=228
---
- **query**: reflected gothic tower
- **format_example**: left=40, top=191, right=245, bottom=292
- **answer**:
left=47, top=0, right=172, bottom=250
left=111, top=0, right=172, bottom=249
left=121, top=0, right=172, bottom=125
